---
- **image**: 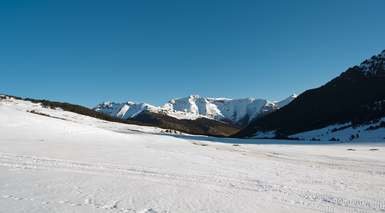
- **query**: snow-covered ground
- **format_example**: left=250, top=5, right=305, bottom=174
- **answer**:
left=1, top=98, right=385, bottom=213
left=252, top=121, right=385, bottom=142
left=291, top=120, right=385, bottom=142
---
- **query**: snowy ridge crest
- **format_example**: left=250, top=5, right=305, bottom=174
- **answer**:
left=358, top=49, right=385, bottom=74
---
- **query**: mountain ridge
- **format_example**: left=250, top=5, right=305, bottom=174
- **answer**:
left=94, top=94, right=297, bottom=127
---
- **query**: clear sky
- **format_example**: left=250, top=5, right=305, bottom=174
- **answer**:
left=1, top=0, right=385, bottom=107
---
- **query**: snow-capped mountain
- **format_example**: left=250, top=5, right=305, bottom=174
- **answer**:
left=161, top=95, right=287, bottom=125
left=94, top=95, right=297, bottom=126
left=236, top=49, right=385, bottom=141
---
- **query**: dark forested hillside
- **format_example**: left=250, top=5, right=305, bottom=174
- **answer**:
left=235, top=50, right=385, bottom=138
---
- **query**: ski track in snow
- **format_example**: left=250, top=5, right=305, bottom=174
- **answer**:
left=1, top=97, right=385, bottom=212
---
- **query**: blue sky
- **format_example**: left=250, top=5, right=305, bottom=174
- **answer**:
left=1, top=0, right=385, bottom=107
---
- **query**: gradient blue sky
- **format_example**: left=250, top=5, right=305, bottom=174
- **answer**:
left=1, top=0, right=385, bottom=107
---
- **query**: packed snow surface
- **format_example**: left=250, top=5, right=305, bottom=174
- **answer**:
left=94, top=95, right=297, bottom=124
left=1, top=97, right=385, bottom=213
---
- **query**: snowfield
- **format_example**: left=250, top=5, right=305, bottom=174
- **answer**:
left=1, top=98, right=385, bottom=213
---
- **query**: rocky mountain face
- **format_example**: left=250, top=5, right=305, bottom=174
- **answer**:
left=235, top=49, right=385, bottom=140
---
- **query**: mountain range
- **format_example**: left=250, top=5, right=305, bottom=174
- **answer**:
left=93, top=95, right=297, bottom=134
left=94, top=95, right=297, bottom=126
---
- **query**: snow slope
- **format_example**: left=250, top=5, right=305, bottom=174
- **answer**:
left=95, top=95, right=296, bottom=125
left=275, top=94, right=297, bottom=108
left=291, top=118, right=385, bottom=142
left=1, top=97, right=385, bottom=213
left=252, top=119, right=385, bottom=142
